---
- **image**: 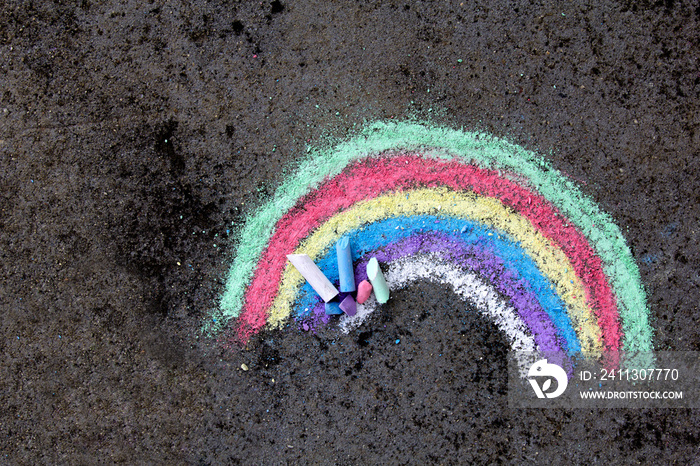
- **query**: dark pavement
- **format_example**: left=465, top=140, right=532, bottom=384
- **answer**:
left=1, top=1, right=699, bottom=463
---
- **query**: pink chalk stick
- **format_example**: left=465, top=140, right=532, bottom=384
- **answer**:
left=356, top=280, right=373, bottom=304
left=339, top=295, right=357, bottom=316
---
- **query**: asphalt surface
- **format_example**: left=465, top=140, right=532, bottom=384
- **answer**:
left=1, top=0, right=699, bottom=463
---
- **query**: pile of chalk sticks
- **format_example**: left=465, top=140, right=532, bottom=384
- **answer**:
left=286, top=237, right=390, bottom=317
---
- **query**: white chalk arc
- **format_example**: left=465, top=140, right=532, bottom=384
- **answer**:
left=339, top=254, right=537, bottom=352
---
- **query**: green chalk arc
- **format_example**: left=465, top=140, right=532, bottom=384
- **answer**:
left=213, top=121, right=652, bottom=353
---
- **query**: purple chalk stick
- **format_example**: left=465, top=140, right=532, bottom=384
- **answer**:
left=339, top=295, right=357, bottom=316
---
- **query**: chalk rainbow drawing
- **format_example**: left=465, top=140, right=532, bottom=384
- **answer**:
left=210, top=121, right=653, bottom=357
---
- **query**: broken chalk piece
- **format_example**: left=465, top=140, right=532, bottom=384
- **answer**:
left=325, top=301, right=343, bottom=315
left=336, top=236, right=356, bottom=292
left=339, top=295, right=357, bottom=316
left=287, top=254, right=339, bottom=302
left=366, top=257, right=390, bottom=304
left=356, top=280, right=373, bottom=304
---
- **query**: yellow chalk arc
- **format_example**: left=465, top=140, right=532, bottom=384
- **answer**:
left=269, top=187, right=603, bottom=355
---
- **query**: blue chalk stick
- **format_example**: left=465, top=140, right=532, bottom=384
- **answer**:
left=325, top=301, right=343, bottom=315
left=336, top=236, right=356, bottom=292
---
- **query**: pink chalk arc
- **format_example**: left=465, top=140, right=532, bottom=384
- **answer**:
left=237, top=154, right=621, bottom=351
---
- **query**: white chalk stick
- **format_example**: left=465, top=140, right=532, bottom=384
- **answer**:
left=286, top=254, right=339, bottom=302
